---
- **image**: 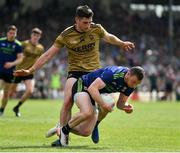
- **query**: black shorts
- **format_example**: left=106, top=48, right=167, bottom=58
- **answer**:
left=72, top=78, right=95, bottom=105
left=67, top=71, right=90, bottom=79
left=0, top=73, right=14, bottom=83
left=150, top=84, right=158, bottom=92
left=165, top=81, right=173, bottom=92
left=12, top=74, right=34, bottom=83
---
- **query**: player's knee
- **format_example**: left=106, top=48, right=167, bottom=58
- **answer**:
left=2, top=94, right=8, bottom=99
left=82, top=111, right=93, bottom=120
left=3, top=91, right=9, bottom=98
left=26, top=89, right=34, bottom=95
left=80, top=128, right=91, bottom=137
left=78, top=112, right=88, bottom=121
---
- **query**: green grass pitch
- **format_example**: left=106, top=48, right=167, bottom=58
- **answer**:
left=0, top=99, right=180, bottom=152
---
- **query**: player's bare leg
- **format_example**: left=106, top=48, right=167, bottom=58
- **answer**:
left=52, top=92, right=96, bottom=146
left=13, top=79, right=35, bottom=117
left=66, top=92, right=96, bottom=128
left=47, top=78, right=76, bottom=138
left=91, top=105, right=109, bottom=144
left=60, top=78, right=77, bottom=125
left=9, top=83, right=17, bottom=98
left=0, top=82, right=11, bottom=116
left=70, top=108, right=97, bottom=136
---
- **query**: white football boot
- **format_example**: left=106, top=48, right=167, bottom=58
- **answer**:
left=45, top=123, right=60, bottom=138
left=60, top=128, right=69, bottom=146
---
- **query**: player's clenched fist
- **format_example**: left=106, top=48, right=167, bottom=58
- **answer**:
left=123, top=104, right=133, bottom=114
left=13, top=69, right=31, bottom=77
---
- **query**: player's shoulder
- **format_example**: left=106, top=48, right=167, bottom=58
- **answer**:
left=102, top=66, right=115, bottom=75
left=121, top=66, right=129, bottom=72
left=15, top=39, right=22, bottom=46
left=0, top=37, right=7, bottom=41
left=21, top=40, right=29, bottom=44
left=105, top=66, right=126, bottom=75
left=37, top=43, right=44, bottom=50
left=21, top=40, right=29, bottom=46
left=90, top=23, right=103, bottom=29
left=115, top=66, right=129, bottom=73
left=61, top=25, right=75, bottom=37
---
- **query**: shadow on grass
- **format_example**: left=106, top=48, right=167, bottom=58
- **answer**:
left=0, top=144, right=109, bottom=151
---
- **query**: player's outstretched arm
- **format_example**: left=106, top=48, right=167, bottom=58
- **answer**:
left=102, top=31, right=135, bottom=52
left=13, top=45, right=60, bottom=76
left=4, top=53, right=24, bottom=69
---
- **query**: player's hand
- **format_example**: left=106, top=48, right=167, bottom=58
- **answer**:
left=13, top=69, right=31, bottom=77
left=4, top=62, right=14, bottom=69
left=122, top=41, right=135, bottom=52
left=123, top=104, right=133, bottom=114
left=102, top=103, right=114, bottom=112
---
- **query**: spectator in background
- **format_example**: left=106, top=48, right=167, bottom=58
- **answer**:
left=144, top=61, right=159, bottom=100
left=33, top=70, right=49, bottom=99
left=50, top=65, right=62, bottom=99
left=175, top=81, right=180, bottom=101
left=0, top=25, right=23, bottom=116
left=161, top=64, right=175, bottom=101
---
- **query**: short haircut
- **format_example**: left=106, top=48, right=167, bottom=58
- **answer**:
left=129, top=66, right=145, bottom=81
left=7, top=25, right=17, bottom=32
left=75, top=5, right=94, bottom=18
left=31, top=27, right=42, bottom=35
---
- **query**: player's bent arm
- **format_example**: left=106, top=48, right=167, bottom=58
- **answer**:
left=4, top=53, right=24, bottom=68
left=28, top=45, right=60, bottom=73
left=116, top=93, right=133, bottom=113
left=87, top=78, right=113, bottom=112
left=13, top=53, right=24, bottom=66
left=116, top=93, right=128, bottom=109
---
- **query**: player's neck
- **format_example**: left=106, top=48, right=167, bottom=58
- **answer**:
left=7, top=38, right=15, bottom=42
left=30, top=40, right=38, bottom=45
left=124, top=73, right=128, bottom=84
left=74, top=24, right=85, bottom=33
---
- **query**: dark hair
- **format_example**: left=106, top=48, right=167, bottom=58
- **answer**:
left=75, top=5, right=93, bottom=18
left=129, top=66, right=145, bottom=81
left=31, top=27, right=42, bottom=35
left=7, top=25, right=17, bottom=32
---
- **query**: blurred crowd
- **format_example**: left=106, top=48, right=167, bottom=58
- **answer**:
left=0, top=0, right=179, bottom=101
